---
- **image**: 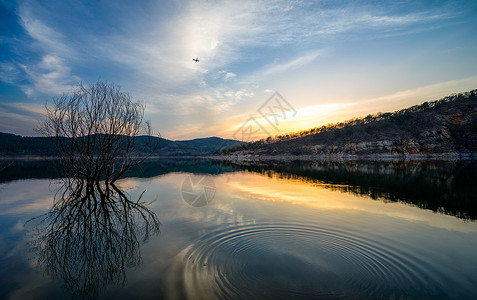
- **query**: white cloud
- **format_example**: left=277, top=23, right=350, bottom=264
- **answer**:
left=262, top=51, right=323, bottom=76
left=351, top=76, right=477, bottom=113
left=19, top=5, right=72, bottom=57
left=359, top=11, right=450, bottom=27
left=0, top=102, right=45, bottom=116
left=0, top=62, right=22, bottom=84
left=223, top=88, right=254, bottom=100
left=21, top=0, right=449, bottom=99
left=224, top=72, right=236, bottom=80
left=0, top=110, right=42, bottom=136
left=12, top=2, right=79, bottom=97
left=217, top=70, right=236, bottom=81
left=19, top=55, right=79, bottom=96
left=1, top=0, right=464, bottom=139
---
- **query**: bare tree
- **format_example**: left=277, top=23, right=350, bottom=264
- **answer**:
left=39, top=81, right=159, bottom=183
left=33, top=82, right=160, bottom=298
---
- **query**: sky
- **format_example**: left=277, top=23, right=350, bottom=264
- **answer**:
left=1, top=0, right=477, bottom=140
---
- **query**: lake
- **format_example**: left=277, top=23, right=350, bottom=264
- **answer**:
left=0, top=159, right=476, bottom=299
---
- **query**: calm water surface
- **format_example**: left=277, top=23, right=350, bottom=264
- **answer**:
left=0, top=159, right=476, bottom=299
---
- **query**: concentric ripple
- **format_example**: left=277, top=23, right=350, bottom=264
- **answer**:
left=175, top=222, right=450, bottom=299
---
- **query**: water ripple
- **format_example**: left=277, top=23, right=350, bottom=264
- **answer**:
left=173, top=222, right=449, bottom=299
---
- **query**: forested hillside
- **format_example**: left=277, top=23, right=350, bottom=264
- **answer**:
left=220, top=90, right=477, bottom=157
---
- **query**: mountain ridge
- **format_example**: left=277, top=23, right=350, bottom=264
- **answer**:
left=0, top=133, right=240, bottom=157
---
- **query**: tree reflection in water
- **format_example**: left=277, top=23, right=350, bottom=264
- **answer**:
left=28, top=177, right=160, bottom=299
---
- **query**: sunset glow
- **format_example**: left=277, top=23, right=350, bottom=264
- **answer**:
left=1, top=1, right=476, bottom=139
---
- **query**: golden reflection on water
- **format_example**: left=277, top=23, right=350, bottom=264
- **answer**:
left=1, top=169, right=475, bottom=234
left=223, top=171, right=477, bottom=233
left=163, top=169, right=477, bottom=300
left=2, top=160, right=477, bottom=299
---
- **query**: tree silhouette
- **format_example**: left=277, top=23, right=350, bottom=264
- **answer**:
left=32, top=81, right=162, bottom=298
left=39, top=81, right=159, bottom=184
left=28, top=177, right=160, bottom=299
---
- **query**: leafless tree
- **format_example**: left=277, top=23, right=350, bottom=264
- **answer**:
left=32, top=82, right=161, bottom=298
left=39, top=81, right=159, bottom=183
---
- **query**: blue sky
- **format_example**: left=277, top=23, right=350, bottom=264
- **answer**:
left=1, top=0, right=477, bottom=139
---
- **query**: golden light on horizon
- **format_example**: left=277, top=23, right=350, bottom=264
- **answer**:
left=217, top=77, right=477, bottom=141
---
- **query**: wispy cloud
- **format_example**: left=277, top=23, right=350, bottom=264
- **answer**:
left=12, top=0, right=453, bottom=99
left=351, top=76, right=477, bottom=113
left=12, top=2, right=79, bottom=96
left=359, top=13, right=448, bottom=27
left=18, top=4, right=72, bottom=58
left=0, top=0, right=471, bottom=138
left=0, top=102, right=45, bottom=117
left=19, top=55, right=79, bottom=96
left=0, top=104, right=44, bottom=136
left=0, top=62, right=22, bottom=84
left=262, top=51, right=323, bottom=76
left=222, top=71, right=237, bottom=80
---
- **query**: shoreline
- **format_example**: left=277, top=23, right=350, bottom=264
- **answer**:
left=210, top=152, right=477, bottom=162
left=2, top=153, right=477, bottom=162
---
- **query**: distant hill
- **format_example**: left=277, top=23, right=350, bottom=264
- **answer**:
left=0, top=132, right=57, bottom=156
left=220, top=90, right=477, bottom=158
left=0, top=133, right=240, bottom=157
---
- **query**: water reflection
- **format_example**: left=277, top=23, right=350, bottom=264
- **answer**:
left=166, top=169, right=477, bottom=299
left=2, top=159, right=477, bottom=299
left=221, top=160, right=477, bottom=220
left=176, top=222, right=448, bottom=299
left=28, top=178, right=160, bottom=299
left=4, top=159, right=477, bottom=220
left=0, top=158, right=234, bottom=184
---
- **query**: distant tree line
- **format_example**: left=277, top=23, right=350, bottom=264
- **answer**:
left=0, top=132, right=57, bottom=155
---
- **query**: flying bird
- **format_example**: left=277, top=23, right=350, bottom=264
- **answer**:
left=193, top=57, right=199, bottom=63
